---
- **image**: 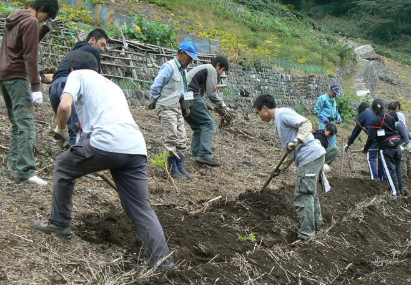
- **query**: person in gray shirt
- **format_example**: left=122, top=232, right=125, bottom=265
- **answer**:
left=254, top=95, right=326, bottom=241
left=33, top=50, right=174, bottom=272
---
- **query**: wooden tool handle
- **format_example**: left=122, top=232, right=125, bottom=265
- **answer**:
left=261, top=149, right=292, bottom=191
left=100, top=174, right=117, bottom=190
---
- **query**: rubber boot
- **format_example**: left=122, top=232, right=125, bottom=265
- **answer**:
left=167, top=156, right=185, bottom=180
left=176, top=155, right=192, bottom=179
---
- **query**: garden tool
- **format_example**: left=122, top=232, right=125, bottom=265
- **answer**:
left=354, top=118, right=368, bottom=134
left=351, top=149, right=378, bottom=153
left=101, top=174, right=117, bottom=190
left=261, top=149, right=292, bottom=191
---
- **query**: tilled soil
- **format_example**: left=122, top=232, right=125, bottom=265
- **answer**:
left=1, top=96, right=411, bottom=284
left=75, top=178, right=411, bottom=284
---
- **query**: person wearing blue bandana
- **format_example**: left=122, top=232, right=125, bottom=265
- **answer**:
left=314, top=85, right=342, bottom=147
left=150, top=41, right=199, bottom=179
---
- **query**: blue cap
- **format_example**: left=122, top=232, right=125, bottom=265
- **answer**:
left=330, top=85, right=341, bottom=96
left=179, top=41, right=199, bottom=60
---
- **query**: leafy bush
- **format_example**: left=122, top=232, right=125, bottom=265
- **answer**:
left=120, top=16, right=176, bottom=48
left=336, top=94, right=357, bottom=121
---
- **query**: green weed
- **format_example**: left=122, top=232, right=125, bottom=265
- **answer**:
left=238, top=232, right=257, bottom=243
left=150, top=151, right=169, bottom=169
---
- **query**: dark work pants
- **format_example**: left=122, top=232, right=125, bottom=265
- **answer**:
left=50, top=138, right=174, bottom=269
left=185, top=95, right=217, bottom=158
left=49, top=77, right=81, bottom=146
left=379, top=147, right=403, bottom=196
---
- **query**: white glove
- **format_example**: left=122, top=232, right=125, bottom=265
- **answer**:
left=31, top=91, right=43, bottom=105
left=344, top=144, right=350, bottom=152
left=287, top=138, right=300, bottom=151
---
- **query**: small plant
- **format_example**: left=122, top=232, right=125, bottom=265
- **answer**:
left=150, top=151, right=169, bottom=169
left=238, top=232, right=257, bottom=243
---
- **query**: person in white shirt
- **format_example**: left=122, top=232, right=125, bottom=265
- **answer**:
left=33, top=50, right=174, bottom=272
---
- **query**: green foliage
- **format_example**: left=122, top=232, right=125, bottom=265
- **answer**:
left=117, top=16, right=176, bottom=48
left=238, top=232, right=257, bottom=243
left=150, top=151, right=169, bottom=169
left=59, top=5, right=93, bottom=26
left=274, top=59, right=328, bottom=75
left=111, top=78, right=141, bottom=90
left=294, top=105, right=306, bottom=116
left=306, top=0, right=411, bottom=65
left=336, top=93, right=357, bottom=122
left=0, top=2, right=13, bottom=16
left=221, top=86, right=238, bottom=97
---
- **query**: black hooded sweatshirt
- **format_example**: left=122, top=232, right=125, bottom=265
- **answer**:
left=52, top=41, right=102, bottom=82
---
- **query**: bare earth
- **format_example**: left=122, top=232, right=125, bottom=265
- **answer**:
left=1, top=57, right=411, bottom=284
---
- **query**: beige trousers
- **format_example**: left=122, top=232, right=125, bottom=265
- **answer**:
left=156, top=105, right=188, bottom=154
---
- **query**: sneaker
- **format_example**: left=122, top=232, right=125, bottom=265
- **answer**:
left=33, top=220, right=72, bottom=239
left=26, top=175, right=48, bottom=186
left=85, top=174, right=103, bottom=181
left=194, top=156, right=221, bottom=167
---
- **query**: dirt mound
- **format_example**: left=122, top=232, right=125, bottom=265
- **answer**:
left=75, top=178, right=411, bottom=284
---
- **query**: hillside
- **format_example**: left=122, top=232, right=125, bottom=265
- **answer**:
left=1, top=0, right=411, bottom=284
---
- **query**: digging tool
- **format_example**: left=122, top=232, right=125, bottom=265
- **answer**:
left=350, top=149, right=378, bottom=153
left=340, top=137, right=345, bottom=175
left=345, top=143, right=353, bottom=171
left=100, top=174, right=117, bottom=190
left=354, top=118, right=368, bottom=135
left=261, top=149, right=292, bottom=191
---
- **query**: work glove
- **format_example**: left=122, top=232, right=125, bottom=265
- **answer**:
left=344, top=144, right=350, bottom=152
left=287, top=138, right=301, bottom=151
left=31, top=91, right=43, bottom=105
left=318, top=114, right=329, bottom=124
left=147, top=97, right=157, bottom=110
left=361, top=146, right=367, bottom=154
left=44, top=19, right=64, bottom=31
left=335, top=114, right=342, bottom=124
left=216, top=106, right=234, bottom=129
left=51, top=125, right=70, bottom=149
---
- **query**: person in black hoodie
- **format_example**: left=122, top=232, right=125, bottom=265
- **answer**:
left=345, top=102, right=381, bottom=180
left=49, top=28, right=108, bottom=146
left=364, top=99, right=403, bottom=196
left=313, top=123, right=338, bottom=171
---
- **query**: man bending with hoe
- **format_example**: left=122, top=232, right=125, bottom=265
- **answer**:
left=33, top=50, right=174, bottom=271
left=254, top=95, right=326, bottom=241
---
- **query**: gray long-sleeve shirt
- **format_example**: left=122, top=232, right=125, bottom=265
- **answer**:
left=187, top=64, right=225, bottom=108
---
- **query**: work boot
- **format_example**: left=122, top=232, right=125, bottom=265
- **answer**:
left=175, top=155, right=192, bottom=179
left=194, top=156, right=221, bottom=167
left=167, top=156, right=186, bottom=180
left=33, top=220, right=72, bottom=239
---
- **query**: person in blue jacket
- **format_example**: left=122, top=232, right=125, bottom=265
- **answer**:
left=314, top=85, right=342, bottom=147
left=344, top=102, right=381, bottom=180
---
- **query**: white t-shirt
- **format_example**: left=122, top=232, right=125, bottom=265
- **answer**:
left=63, top=70, right=147, bottom=155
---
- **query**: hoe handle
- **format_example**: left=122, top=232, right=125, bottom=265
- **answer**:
left=101, top=174, right=117, bottom=190
left=261, top=149, right=292, bottom=191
